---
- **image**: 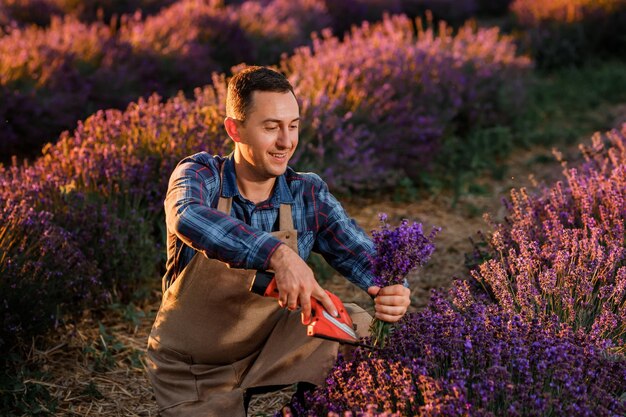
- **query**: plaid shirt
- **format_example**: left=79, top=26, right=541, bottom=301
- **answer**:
left=163, top=152, right=376, bottom=291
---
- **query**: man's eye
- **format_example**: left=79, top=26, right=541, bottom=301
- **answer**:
left=266, top=126, right=279, bottom=131
left=289, top=124, right=299, bottom=130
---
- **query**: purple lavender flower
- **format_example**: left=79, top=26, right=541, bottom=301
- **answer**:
left=472, top=125, right=626, bottom=352
left=299, top=282, right=626, bottom=416
left=371, top=213, right=439, bottom=288
left=368, top=213, right=439, bottom=348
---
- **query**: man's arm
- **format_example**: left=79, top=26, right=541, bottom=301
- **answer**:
left=165, top=157, right=282, bottom=270
left=312, top=177, right=410, bottom=323
left=312, top=178, right=376, bottom=290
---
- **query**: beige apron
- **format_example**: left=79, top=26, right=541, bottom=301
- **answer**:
left=146, top=197, right=371, bottom=417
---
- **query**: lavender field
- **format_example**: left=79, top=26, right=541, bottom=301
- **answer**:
left=1, top=0, right=626, bottom=415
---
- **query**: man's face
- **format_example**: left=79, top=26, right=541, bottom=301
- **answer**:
left=234, top=90, right=299, bottom=181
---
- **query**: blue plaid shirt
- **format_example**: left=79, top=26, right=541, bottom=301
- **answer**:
left=163, top=152, right=376, bottom=291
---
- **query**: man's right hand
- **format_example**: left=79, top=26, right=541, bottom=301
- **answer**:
left=268, top=244, right=338, bottom=324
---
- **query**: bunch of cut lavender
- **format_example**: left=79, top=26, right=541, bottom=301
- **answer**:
left=370, top=213, right=439, bottom=348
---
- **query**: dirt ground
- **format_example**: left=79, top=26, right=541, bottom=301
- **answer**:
left=23, top=128, right=612, bottom=416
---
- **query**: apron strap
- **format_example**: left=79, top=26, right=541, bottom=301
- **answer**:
left=217, top=196, right=232, bottom=215
left=279, top=203, right=294, bottom=231
left=217, top=159, right=295, bottom=230
left=216, top=160, right=231, bottom=214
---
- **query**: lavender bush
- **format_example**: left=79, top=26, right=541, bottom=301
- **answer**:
left=0, top=0, right=334, bottom=160
left=299, top=282, right=626, bottom=416
left=472, top=125, right=626, bottom=352
left=369, top=213, right=438, bottom=348
left=0, top=199, right=101, bottom=350
left=2, top=76, right=225, bottom=289
left=117, top=0, right=249, bottom=90
left=284, top=14, right=531, bottom=191
left=511, top=0, right=626, bottom=69
left=401, top=0, right=479, bottom=24
left=0, top=0, right=176, bottom=27
left=0, top=159, right=160, bottom=304
left=231, top=0, right=332, bottom=62
left=0, top=15, right=152, bottom=159
left=0, top=84, right=232, bottom=344
left=37, top=82, right=231, bottom=215
left=296, top=126, right=626, bottom=415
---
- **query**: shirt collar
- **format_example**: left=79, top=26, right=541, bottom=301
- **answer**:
left=221, top=153, right=295, bottom=206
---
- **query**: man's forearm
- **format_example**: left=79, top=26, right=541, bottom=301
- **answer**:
left=170, top=203, right=283, bottom=269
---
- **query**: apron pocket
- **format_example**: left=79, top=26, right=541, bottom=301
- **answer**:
left=191, top=362, right=240, bottom=401
left=146, top=337, right=199, bottom=411
left=191, top=348, right=259, bottom=397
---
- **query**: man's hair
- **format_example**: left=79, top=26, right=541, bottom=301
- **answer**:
left=226, top=66, right=295, bottom=122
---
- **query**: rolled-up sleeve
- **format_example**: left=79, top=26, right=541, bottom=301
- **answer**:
left=311, top=177, right=376, bottom=290
left=164, top=159, right=282, bottom=270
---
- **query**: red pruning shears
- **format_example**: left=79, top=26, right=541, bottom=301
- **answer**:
left=251, top=271, right=376, bottom=349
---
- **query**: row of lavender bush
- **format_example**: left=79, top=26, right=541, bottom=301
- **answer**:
left=0, top=0, right=494, bottom=160
left=286, top=14, right=530, bottom=191
left=0, top=0, right=330, bottom=159
left=0, top=85, right=229, bottom=349
left=510, top=0, right=626, bottom=69
left=4, top=0, right=621, bottom=160
left=297, top=125, right=626, bottom=415
left=0, top=15, right=530, bottom=349
left=1, top=0, right=508, bottom=29
left=0, top=0, right=176, bottom=27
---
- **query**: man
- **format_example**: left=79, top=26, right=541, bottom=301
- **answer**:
left=146, top=66, right=410, bottom=416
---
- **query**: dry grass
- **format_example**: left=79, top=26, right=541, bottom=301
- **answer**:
left=16, top=283, right=295, bottom=416
left=20, top=299, right=160, bottom=416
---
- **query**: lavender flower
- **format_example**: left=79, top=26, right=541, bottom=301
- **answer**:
left=371, top=213, right=439, bottom=288
left=299, top=282, right=626, bottom=416
left=472, top=125, right=626, bottom=352
left=0, top=200, right=101, bottom=349
left=369, top=213, right=439, bottom=348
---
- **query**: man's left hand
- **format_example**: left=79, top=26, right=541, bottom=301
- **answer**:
left=367, top=284, right=410, bottom=323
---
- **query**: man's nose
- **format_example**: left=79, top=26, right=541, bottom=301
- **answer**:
left=276, top=127, right=292, bottom=148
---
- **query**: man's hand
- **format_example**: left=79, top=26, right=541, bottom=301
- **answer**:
left=367, top=285, right=410, bottom=322
left=268, top=244, right=337, bottom=324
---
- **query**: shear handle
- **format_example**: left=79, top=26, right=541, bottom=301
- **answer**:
left=250, top=270, right=278, bottom=296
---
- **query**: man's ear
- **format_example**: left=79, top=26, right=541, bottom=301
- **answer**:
left=224, top=117, right=242, bottom=143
